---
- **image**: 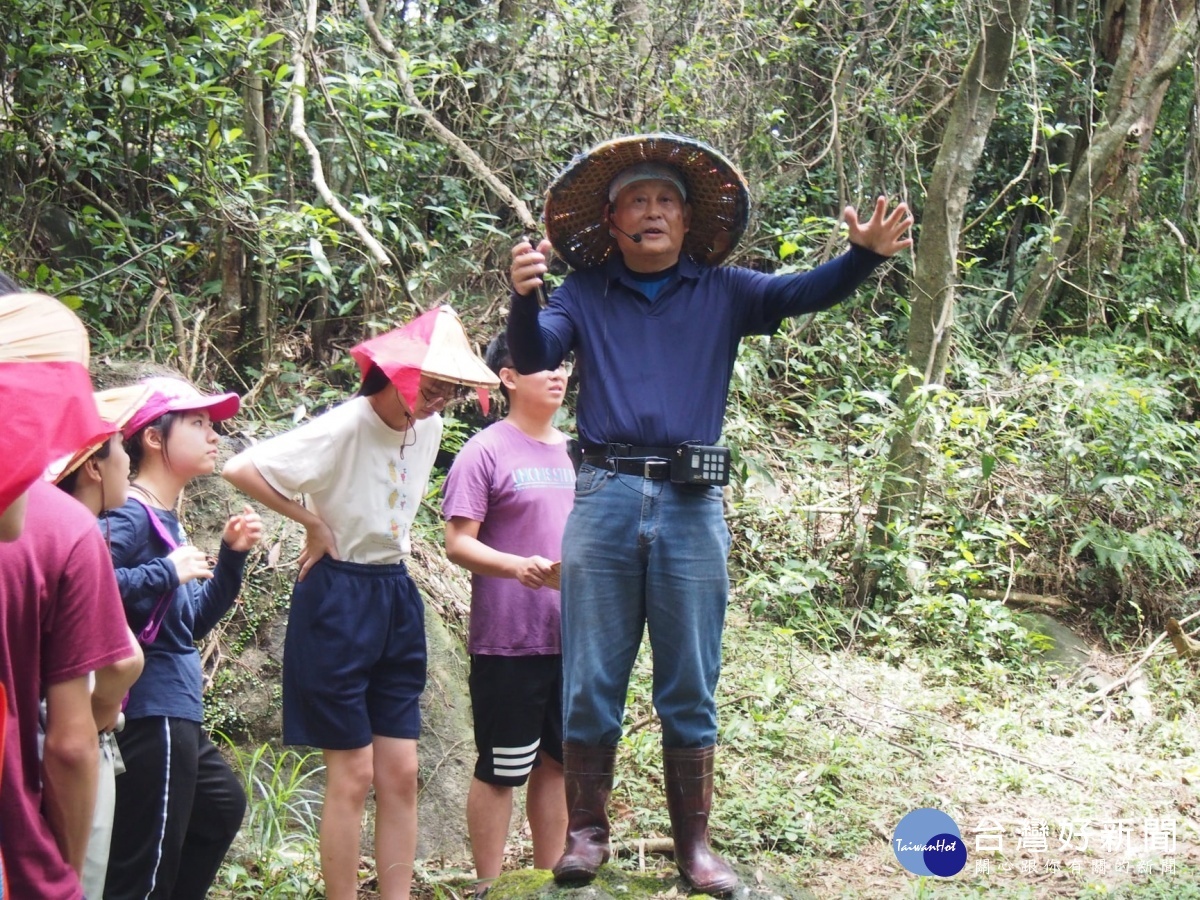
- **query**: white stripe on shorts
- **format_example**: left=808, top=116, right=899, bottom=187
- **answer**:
left=494, top=761, right=535, bottom=778
left=492, top=737, right=540, bottom=779
left=493, top=738, right=541, bottom=756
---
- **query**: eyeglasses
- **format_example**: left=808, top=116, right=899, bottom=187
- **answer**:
left=420, top=379, right=473, bottom=406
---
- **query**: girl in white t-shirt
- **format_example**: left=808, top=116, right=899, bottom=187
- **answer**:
left=222, top=306, right=497, bottom=900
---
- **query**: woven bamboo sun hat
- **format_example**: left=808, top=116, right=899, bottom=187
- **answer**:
left=543, top=133, right=751, bottom=271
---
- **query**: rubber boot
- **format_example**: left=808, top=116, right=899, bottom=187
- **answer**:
left=663, top=746, right=739, bottom=895
left=552, top=743, right=617, bottom=883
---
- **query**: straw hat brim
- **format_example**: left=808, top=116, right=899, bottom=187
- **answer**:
left=544, top=133, right=751, bottom=271
left=50, top=384, right=154, bottom=484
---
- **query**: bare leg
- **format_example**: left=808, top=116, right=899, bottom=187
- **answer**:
left=526, top=751, right=567, bottom=870
left=467, top=777, right=513, bottom=894
left=372, top=736, right=419, bottom=899
left=320, top=746, right=374, bottom=900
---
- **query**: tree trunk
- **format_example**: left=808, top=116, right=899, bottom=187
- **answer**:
left=1006, top=0, right=1199, bottom=346
left=1079, top=0, right=1186, bottom=307
left=865, top=0, right=1033, bottom=578
left=1186, top=55, right=1200, bottom=224
left=242, top=0, right=273, bottom=367
left=613, top=0, right=652, bottom=64
left=1046, top=0, right=1081, bottom=210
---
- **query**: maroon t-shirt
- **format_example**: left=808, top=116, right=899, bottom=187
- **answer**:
left=0, top=480, right=133, bottom=900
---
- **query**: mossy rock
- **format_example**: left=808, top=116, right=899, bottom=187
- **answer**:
left=485, top=863, right=815, bottom=899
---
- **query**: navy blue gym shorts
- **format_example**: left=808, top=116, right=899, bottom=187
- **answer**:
left=282, top=556, right=427, bottom=749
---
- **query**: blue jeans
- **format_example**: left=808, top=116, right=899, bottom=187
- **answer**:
left=561, top=463, right=731, bottom=748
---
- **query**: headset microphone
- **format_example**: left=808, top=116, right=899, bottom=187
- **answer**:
left=608, top=220, right=643, bottom=243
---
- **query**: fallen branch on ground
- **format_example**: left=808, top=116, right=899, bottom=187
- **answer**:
left=1084, top=607, right=1200, bottom=707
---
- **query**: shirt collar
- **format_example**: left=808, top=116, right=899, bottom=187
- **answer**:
left=604, top=253, right=703, bottom=290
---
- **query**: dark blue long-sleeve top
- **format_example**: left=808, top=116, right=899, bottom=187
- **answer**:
left=102, top=498, right=249, bottom=722
left=507, top=244, right=887, bottom=448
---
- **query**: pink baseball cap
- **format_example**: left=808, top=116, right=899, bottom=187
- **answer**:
left=124, top=376, right=241, bottom=435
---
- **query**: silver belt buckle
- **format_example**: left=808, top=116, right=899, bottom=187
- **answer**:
left=644, top=458, right=668, bottom=479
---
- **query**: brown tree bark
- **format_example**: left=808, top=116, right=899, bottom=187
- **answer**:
left=1046, top=0, right=1081, bottom=210
left=1086, top=0, right=1186, bottom=284
left=1006, top=0, right=1199, bottom=345
left=865, top=0, right=1033, bottom=578
left=613, top=0, right=652, bottom=63
left=1188, top=55, right=1200, bottom=223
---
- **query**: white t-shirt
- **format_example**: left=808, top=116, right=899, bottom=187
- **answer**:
left=248, top=396, right=443, bottom=564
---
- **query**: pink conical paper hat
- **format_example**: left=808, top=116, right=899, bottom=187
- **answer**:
left=350, top=305, right=499, bottom=416
left=0, top=292, right=107, bottom=513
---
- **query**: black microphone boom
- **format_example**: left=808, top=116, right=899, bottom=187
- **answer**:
left=610, top=222, right=642, bottom=243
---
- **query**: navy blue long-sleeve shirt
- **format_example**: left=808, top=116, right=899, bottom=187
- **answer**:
left=507, top=245, right=886, bottom=447
left=102, top=498, right=249, bottom=722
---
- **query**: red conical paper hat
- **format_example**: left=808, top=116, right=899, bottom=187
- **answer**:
left=0, top=292, right=107, bottom=514
left=350, top=305, right=500, bottom=416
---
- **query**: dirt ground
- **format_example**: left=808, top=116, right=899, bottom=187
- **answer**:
left=773, top=645, right=1200, bottom=898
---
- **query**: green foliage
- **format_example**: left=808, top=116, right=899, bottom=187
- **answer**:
left=725, top=311, right=1200, bottom=664
left=1142, top=653, right=1200, bottom=726
left=217, top=741, right=324, bottom=898
left=892, top=592, right=1039, bottom=665
left=1077, top=870, right=1200, bottom=899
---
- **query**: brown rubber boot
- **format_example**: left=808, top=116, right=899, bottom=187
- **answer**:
left=552, top=743, right=617, bottom=883
left=663, top=745, right=739, bottom=895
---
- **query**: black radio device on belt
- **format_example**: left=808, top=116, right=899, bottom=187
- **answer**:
left=670, top=443, right=731, bottom=486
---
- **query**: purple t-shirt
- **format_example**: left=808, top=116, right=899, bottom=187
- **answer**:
left=442, top=420, right=574, bottom=655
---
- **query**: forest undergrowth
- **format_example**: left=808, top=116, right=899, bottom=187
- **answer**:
left=208, top=319, right=1200, bottom=898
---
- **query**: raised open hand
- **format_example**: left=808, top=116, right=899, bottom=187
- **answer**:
left=843, top=196, right=915, bottom=258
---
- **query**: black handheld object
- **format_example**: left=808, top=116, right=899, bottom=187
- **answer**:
left=520, top=233, right=552, bottom=308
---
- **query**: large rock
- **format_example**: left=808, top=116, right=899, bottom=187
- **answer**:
left=408, top=540, right=476, bottom=860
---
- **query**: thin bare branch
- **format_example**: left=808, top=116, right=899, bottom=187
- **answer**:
left=355, top=0, right=539, bottom=233
left=289, top=0, right=392, bottom=266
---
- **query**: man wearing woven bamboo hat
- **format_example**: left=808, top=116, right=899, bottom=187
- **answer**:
left=507, top=134, right=913, bottom=894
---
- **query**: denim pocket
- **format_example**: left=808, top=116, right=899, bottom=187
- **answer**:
left=574, top=463, right=609, bottom=497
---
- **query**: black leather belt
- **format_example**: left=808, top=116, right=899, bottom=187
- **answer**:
left=581, top=443, right=674, bottom=480
left=581, top=443, right=675, bottom=459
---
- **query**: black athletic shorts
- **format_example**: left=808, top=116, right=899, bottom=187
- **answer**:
left=469, top=653, right=563, bottom=786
